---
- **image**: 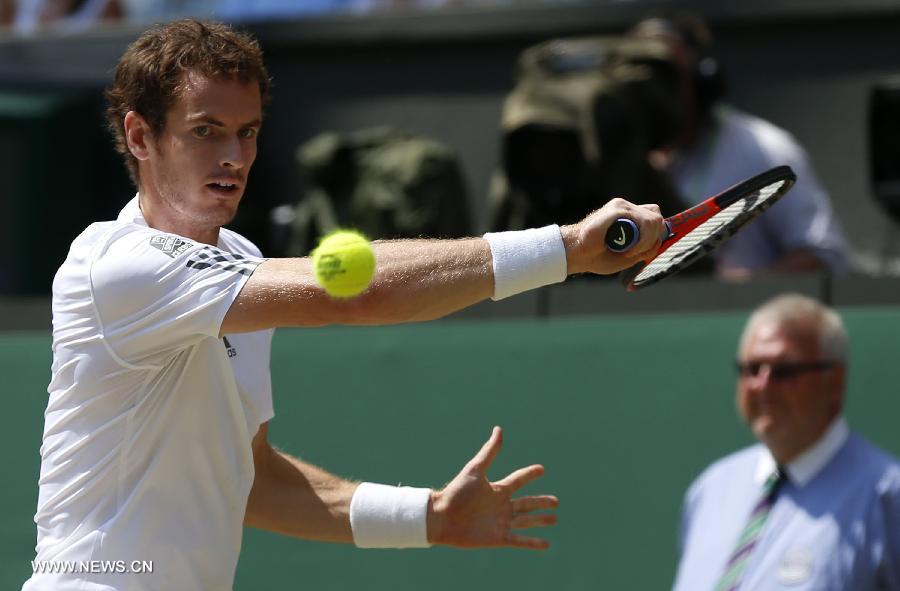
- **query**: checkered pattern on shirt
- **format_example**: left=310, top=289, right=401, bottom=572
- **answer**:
left=186, top=246, right=257, bottom=276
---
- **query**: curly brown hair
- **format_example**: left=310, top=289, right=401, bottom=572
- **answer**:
left=105, top=19, right=271, bottom=186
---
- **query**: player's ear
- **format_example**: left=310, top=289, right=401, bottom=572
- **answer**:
left=124, top=111, right=152, bottom=161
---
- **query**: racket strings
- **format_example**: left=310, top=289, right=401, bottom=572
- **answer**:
left=633, top=180, right=786, bottom=284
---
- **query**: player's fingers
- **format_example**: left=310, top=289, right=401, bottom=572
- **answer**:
left=495, top=464, right=544, bottom=490
left=505, top=533, right=551, bottom=550
left=632, top=233, right=665, bottom=260
left=602, top=197, right=646, bottom=221
left=632, top=210, right=665, bottom=255
left=511, top=495, right=559, bottom=513
left=465, top=426, right=503, bottom=474
left=511, top=513, right=557, bottom=529
left=598, top=199, right=663, bottom=251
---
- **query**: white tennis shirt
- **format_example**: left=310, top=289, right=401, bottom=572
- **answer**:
left=24, top=197, right=274, bottom=591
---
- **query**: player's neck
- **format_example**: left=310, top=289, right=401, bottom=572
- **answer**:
left=138, top=191, right=221, bottom=246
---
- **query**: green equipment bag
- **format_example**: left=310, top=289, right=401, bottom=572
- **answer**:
left=282, top=126, right=471, bottom=256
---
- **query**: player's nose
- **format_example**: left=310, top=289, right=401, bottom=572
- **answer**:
left=220, top=137, right=247, bottom=169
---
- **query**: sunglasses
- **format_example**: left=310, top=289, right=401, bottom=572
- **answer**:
left=736, top=360, right=837, bottom=381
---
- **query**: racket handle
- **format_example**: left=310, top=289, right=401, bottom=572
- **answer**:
left=605, top=219, right=640, bottom=252
left=606, top=218, right=675, bottom=252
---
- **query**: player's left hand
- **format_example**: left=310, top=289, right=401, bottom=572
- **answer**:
left=426, top=426, right=558, bottom=550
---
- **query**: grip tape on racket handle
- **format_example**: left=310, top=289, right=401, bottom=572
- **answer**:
left=605, top=218, right=674, bottom=252
left=605, top=218, right=640, bottom=252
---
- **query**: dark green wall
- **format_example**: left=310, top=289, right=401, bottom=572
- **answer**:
left=4, top=309, right=900, bottom=589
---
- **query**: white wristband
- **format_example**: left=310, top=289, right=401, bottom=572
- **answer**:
left=349, top=482, right=432, bottom=548
left=483, top=225, right=568, bottom=300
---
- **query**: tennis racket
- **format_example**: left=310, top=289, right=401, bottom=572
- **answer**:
left=604, top=165, right=797, bottom=290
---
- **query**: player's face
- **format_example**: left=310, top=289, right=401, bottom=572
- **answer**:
left=736, top=320, right=843, bottom=464
left=145, top=71, right=262, bottom=232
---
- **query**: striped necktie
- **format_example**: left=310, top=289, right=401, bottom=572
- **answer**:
left=713, top=468, right=787, bottom=591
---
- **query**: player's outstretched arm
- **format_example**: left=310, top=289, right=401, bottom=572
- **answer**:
left=221, top=198, right=663, bottom=334
left=244, top=424, right=557, bottom=550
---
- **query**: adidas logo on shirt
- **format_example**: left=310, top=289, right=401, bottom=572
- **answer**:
left=149, top=235, right=194, bottom=258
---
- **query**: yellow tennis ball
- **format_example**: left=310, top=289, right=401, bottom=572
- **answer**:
left=312, top=230, right=376, bottom=298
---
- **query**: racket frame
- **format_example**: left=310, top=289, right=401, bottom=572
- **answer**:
left=621, top=165, right=797, bottom=290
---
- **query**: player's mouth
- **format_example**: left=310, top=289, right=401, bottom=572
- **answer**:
left=205, top=180, right=243, bottom=196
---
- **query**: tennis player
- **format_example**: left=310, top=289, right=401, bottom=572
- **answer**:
left=23, top=19, right=664, bottom=591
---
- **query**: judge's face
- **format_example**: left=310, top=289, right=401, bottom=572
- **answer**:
left=736, top=319, right=844, bottom=463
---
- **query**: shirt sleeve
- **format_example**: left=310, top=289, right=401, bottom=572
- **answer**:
left=90, top=228, right=264, bottom=365
left=763, top=154, right=849, bottom=269
left=751, top=124, right=850, bottom=270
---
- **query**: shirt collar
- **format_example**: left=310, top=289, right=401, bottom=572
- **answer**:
left=754, top=417, right=849, bottom=487
left=117, top=194, right=147, bottom=227
left=117, top=193, right=226, bottom=248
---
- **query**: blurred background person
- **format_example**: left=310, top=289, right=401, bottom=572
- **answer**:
left=630, top=12, right=850, bottom=281
left=487, top=35, right=685, bottom=234
left=672, top=293, right=899, bottom=591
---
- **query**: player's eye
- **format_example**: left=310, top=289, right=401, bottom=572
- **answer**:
left=193, top=125, right=211, bottom=138
left=238, top=127, right=257, bottom=139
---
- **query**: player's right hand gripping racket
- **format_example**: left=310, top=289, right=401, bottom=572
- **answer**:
left=604, top=165, right=797, bottom=291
